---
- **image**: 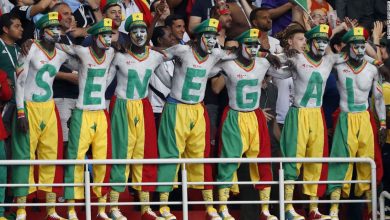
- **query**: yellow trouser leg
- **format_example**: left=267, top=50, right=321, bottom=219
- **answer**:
left=365, top=190, right=372, bottom=214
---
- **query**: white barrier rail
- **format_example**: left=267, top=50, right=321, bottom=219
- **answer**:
left=380, top=191, right=390, bottom=220
left=0, top=157, right=377, bottom=220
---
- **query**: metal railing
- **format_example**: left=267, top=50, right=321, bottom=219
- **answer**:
left=0, top=157, right=377, bottom=220
left=380, top=191, right=390, bottom=220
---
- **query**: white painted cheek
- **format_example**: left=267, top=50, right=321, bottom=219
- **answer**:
left=242, top=46, right=251, bottom=60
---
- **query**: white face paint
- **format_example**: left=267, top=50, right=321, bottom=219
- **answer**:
left=200, top=32, right=217, bottom=54
left=130, top=27, right=147, bottom=47
left=311, top=38, right=329, bottom=57
left=96, top=33, right=112, bottom=50
left=43, top=26, right=61, bottom=43
left=349, top=42, right=366, bottom=61
left=242, top=43, right=260, bottom=60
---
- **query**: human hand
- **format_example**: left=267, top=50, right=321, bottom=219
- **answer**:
left=372, top=21, right=385, bottom=45
left=262, top=108, right=274, bottom=122
left=17, top=115, right=29, bottom=133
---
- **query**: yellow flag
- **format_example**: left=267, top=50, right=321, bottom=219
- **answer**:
left=250, top=28, right=260, bottom=38
left=353, top=27, right=364, bottom=36
left=104, top=18, right=112, bottom=27
left=320, top=24, right=329, bottom=33
left=48, top=12, right=58, bottom=20
left=209, top=18, right=219, bottom=28
left=132, top=13, right=144, bottom=21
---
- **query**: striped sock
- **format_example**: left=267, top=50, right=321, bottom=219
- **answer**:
left=202, top=189, right=214, bottom=210
left=259, top=187, right=271, bottom=212
left=218, top=188, right=230, bottom=212
left=330, top=188, right=341, bottom=212
left=285, top=184, right=295, bottom=211
left=46, top=192, right=56, bottom=215
left=160, top=192, right=170, bottom=209
left=139, top=191, right=150, bottom=214
left=109, top=190, right=120, bottom=210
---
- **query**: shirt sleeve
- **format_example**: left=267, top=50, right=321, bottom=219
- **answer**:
left=15, top=6, right=33, bottom=21
left=261, top=0, right=276, bottom=9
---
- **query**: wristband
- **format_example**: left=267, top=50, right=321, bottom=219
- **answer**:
left=17, top=109, right=25, bottom=118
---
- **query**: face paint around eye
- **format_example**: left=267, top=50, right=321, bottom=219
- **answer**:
left=242, top=43, right=260, bottom=60
left=349, top=42, right=366, bottom=61
left=311, top=38, right=329, bottom=56
left=43, top=26, right=61, bottom=43
left=200, top=33, right=217, bottom=54
left=130, top=27, right=147, bottom=47
left=96, top=33, right=112, bottom=50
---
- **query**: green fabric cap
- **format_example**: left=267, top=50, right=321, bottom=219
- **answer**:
left=87, top=18, right=113, bottom=35
left=124, top=12, right=147, bottom=32
left=193, top=18, right=219, bottom=34
left=235, top=28, right=260, bottom=43
left=35, top=12, right=60, bottom=30
left=305, top=24, right=331, bottom=40
left=342, top=27, right=367, bottom=43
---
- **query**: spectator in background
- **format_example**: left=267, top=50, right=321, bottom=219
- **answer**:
left=249, top=7, right=283, bottom=53
left=9, top=0, right=52, bottom=45
left=189, top=0, right=250, bottom=38
left=150, top=0, right=170, bottom=27
left=336, top=0, right=386, bottom=25
left=310, top=0, right=333, bottom=13
left=166, top=0, right=188, bottom=19
left=52, top=2, right=81, bottom=147
left=63, top=0, right=102, bottom=28
left=149, top=25, right=176, bottom=128
left=54, top=2, right=86, bottom=44
left=118, top=0, right=152, bottom=33
left=0, top=12, right=21, bottom=91
left=165, top=14, right=189, bottom=44
left=261, top=0, right=293, bottom=37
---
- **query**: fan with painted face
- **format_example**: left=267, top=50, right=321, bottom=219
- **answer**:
left=36, top=12, right=62, bottom=43
left=304, top=24, right=332, bottom=57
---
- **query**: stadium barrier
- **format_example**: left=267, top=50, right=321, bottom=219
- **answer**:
left=0, top=157, right=378, bottom=220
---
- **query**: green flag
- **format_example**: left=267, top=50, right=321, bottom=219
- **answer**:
left=292, top=0, right=309, bottom=13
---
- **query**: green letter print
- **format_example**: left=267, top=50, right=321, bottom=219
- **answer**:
left=126, top=69, right=152, bottom=99
left=83, top=68, right=106, bottom=105
left=32, top=64, right=57, bottom=102
left=182, top=67, right=206, bottom=102
left=346, top=77, right=366, bottom=111
left=300, top=71, right=323, bottom=107
left=236, top=79, right=259, bottom=109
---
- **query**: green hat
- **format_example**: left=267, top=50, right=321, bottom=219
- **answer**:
left=124, top=12, right=147, bottom=32
left=193, top=18, right=220, bottom=34
left=342, top=27, right=368, bottom=43
left=305, top=24, right=332, bottom=40
left=100, top=0, right=120, bottom=12
left=235, top=28, right=260, bottom=44
left=87, top=18, right=113, bottom=35
left=35, top=12, right=60, bottom=30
